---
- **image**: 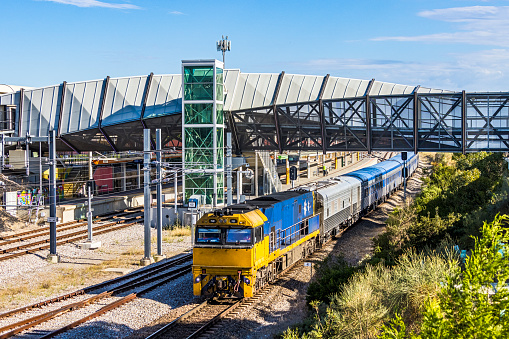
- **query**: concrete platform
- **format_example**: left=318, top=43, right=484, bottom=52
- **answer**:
left=77, top=241, right=102, bottom=250
left=103, top=267, right=133, bottom=275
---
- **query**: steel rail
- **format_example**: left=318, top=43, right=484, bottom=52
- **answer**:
left=0, top=216, right=143, bottom=261
left=0, top=207, right=143, bottom=242
left=0, top=253, right=192, bottom=320
left=39, top=265, right=193, bottom=339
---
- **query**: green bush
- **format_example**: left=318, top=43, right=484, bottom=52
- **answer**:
left=286, top=249, right=457, bottom=339
left=379, top=214, right=509, bottom=339
left=306, top=255, right=359, bottom=305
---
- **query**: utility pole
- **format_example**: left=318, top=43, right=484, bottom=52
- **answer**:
left=141, top=129, right=153, bottom=266
left=154, top=129, right=165, bottom=262
left=226, top=132, right=233, bottom=206
left=47, top=130, right=59, bottom=263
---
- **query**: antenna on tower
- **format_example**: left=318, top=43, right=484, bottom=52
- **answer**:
left=216, top=35, right=231, bottom=66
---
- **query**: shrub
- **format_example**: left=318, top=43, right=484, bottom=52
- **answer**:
left=378, top=214, right=509, bottom=339
left=306, top=255, right=359, bottom=305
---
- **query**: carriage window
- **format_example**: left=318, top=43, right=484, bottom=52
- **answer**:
left=196, top=228, right=221, bottom=243
left=226, top=228, right=252, bottom=244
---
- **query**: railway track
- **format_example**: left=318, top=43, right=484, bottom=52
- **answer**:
left=0, top=252, right=193, bottom=339
left=0, top=208, right=144, bottom=261
left=143, top=242, right=327, bottom=339
left=145, top=299, right=241, bottom=339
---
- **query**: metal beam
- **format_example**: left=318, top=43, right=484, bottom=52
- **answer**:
left=140, top=73, right=155, bottom=149
left=413, top=91, right=419, bottom=154
left=272, top=71, right=285, bottom=154
left=59, top=136, right=80, bottom=154
left=318, top=74, right=330, bottom=154
left=462, top=90, right=467, bottom=154
left=57, top=81, right=67, bottom=137
left=97, top=76, right=118, bottom=153
left=365, top=79, right=375, bottom=154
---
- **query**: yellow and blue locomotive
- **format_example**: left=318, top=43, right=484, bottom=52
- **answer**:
left=192, top=152, right=419, bottom=298
left=193, top=191, right=320, bottom=298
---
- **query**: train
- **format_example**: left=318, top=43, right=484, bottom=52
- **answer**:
left=192, top=153, right=419, bottom=298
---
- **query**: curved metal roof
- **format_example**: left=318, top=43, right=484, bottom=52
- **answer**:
left=0, top=70, right=451, bottom=144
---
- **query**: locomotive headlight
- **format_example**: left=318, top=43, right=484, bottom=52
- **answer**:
left=244, top=277, right=250, bottom=285
left=195, top=276, right=201, bottom=283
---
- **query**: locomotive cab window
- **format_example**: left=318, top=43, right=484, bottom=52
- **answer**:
left=196, top=228, right=221, bottom=243
left=226, top=228, right=252, bottom=244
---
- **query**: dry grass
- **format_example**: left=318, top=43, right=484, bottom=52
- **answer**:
left=0, top=225, right=192, bottom=311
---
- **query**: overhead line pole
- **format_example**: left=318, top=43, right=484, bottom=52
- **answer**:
left=141, top=129, right=152, bottom=266
left=155, top=129, right=165, bottom=261
left=48, top=130, right=59, bottom=263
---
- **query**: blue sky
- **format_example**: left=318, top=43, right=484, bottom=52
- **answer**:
left=2, top=0, right=509, bottom=91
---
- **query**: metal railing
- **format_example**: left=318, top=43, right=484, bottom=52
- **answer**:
left=257, top=150, right=282, bottom=192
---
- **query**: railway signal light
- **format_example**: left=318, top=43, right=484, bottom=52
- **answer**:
left=290, top=166, right=298, bottom=181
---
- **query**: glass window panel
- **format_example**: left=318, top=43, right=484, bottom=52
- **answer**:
left=184, top=66, right=214, bottom=84
left=185, top=128, right=214, bottom=148
left=184, top=83, right=214, bottom=101
left=226, top=229, right=252, bottom=244
left=216, top=104, right=224, bottom=124
left=196, top=228, right=221, bottom=243
left=184, top=103, right=213, bottom=124
left=216, top=83, right=223, bottom=101
left=216, top=67, right=223, bottom=84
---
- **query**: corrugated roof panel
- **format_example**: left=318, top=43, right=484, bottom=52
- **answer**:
left=403, top=86, right=416, bottom=95
left=297, top=75, right=323, bottom=103
left=69, top=82, right=86, bottom=133
left=60, top=80, right=103, bottom=135
left=380, top=82, right=397, bottom=95
left=277, top=74, right=299, bottom=105
left=345, top=79, right=363, bottom=98
left=356, top=80, right=371, bottom=96
left=262, top=74, right=279, bottom=106
left=330, top=77, right=351, bottom=99
left=42, top=86, right=61, bottom=137
left=370, top=81, right=383, bottom=95
left=223, top=69, right=240, bottom=111
left=230, top=73, right=247, bottom=111
left=144, top=74, right=181, bottom=119
left=252, top=73, right=274, bottom=108
left=240, top=74, right=260, bottom=110
left=102, top=76, right=147, bottom=126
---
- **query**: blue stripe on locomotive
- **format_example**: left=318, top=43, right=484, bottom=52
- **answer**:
left=259, top=191, right=314, bottom=249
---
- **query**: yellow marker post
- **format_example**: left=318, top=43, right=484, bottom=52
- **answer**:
left=286, top=157, right=290, bottom=185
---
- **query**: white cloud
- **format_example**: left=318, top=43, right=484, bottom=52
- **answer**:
left=169, top=10, right=184, bottom=15
left=373, top=6, right=509, bottom=47
left=41, top=0, right=141, bottom=9
left=295, top=50, right=509, bottom=92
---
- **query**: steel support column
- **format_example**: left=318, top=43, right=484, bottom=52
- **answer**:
left=462, top=90, right=467, bottom=154
left=156, top=129, right=163, bottom=257
left=140, top=73, right=155, bottom=150
left=49, top=130, right=57, bottom=256
left=366, top=95, right=372, bottom=154
left=318, top=74, right=329, bottom=154
left=97, top=76, right=118, bottom=153
left=413, top=91, right=419, bottom=154
left=57, top=81, right=67, bottom=137
left=272, top=72, right=285, bottom=154
left=142, top=129, right=152, bottom=264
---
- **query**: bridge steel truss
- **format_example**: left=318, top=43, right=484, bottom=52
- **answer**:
left=227, top=91, right=509, bottom=154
